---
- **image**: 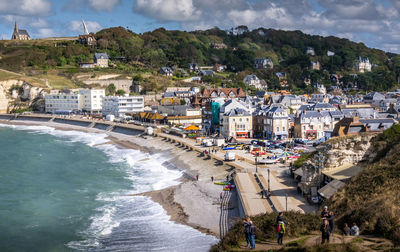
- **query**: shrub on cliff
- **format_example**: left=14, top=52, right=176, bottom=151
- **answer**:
left=327, top=124, right=400, bottom=246
left=210, top=211, right=320, bottom=251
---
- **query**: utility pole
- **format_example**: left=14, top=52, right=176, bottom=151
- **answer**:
left=268, top=168, right=270, bottom=192
left=255, top=152, right=258, bottom=173
left=285, top=193, right=288, bottom=212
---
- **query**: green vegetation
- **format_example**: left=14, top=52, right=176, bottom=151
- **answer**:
left=211, top=211, right=320, bottom=251
left=293, top=152, right=315, bottom=168
left=1, top=26, right=399, bottom=92
left=328, top=124, right=400, bottom=246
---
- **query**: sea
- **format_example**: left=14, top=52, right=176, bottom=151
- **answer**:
left=0, top=124, right=218, bottom=252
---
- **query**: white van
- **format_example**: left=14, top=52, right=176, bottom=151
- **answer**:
left=224, top=151, right=236, bottom=161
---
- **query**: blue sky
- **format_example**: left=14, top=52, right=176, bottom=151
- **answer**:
left=0, top=0, right=399, bottom=53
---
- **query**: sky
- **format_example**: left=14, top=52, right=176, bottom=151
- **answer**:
left=0, top=0, right=400, bottom=53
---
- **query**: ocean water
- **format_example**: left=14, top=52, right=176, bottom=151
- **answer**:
left=0, top=124, right=218, bottom=252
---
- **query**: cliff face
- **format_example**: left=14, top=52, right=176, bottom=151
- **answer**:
left=298, top=133, right=378, bottom=195
left=319, top=133, right=378, bottom=170
left=0, top=80, right=46, bottom=113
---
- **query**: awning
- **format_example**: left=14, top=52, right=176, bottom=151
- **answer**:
left=318, top=180, right=345, bottom=199
left=322, top=164, right=363, bottom=180
left=184, top=125, right=200, bottom=131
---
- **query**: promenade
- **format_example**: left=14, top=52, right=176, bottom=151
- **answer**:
left=156, top=132, right=317, bottom=216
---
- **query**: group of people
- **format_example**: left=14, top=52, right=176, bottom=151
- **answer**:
left=320, top=206, right=360, bottom=244
left=242, top=206, right=361, bottom=249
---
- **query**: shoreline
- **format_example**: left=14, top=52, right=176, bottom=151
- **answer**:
left=0, top=119, right=239, bottom=238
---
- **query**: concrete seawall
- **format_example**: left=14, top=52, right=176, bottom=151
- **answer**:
left=0, top=114, right=146, bottom=136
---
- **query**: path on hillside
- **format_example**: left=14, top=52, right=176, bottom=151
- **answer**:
left=231, top=233, right=394, bottom=251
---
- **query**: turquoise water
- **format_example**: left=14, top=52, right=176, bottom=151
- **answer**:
left=0, top=124, right=218, bottom=251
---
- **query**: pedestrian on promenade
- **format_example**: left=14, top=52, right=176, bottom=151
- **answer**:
left=243, top=217, right=252, bottom=248
left=343, top=223, right=351, bottom=236
left=276, top=212, right=288, bottom=245
left=226, top=175, right=229, bottom=181
left=320, top=219, right=332, bottom=244
left=211, top=176, right=214, bottom=182
left=249, top=221, right=256, bottom=249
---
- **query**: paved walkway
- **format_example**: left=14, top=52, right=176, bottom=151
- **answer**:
left=156, top=133, right=317, bottom=215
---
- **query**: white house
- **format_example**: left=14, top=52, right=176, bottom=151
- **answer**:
left=356, top=57, right=372, bottom=73
left=243, top=74, right=261, bottom=89
left=254, top=58, right=273, bottom=69
left=102, top=95, right=144, bottom=117
left=80, top=89, right=105, bottom=113
left=306, top=47, right=315, bottom=56
left=94, top=53, right=109, bottom=68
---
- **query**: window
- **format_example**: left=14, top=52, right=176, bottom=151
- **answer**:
left=239, top=118, right=242, bottom=122
left=283, top=127, right=286, bottom=131
left=277, top=127, right=280, bottom=132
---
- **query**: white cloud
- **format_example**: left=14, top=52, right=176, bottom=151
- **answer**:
left=69, top=20, right=102, bottom=33
left=0, top=0, right=51, bottom=16
left=135, top=0, right=201, bottom=21
left=88, top=0, right=120, bottom=11
left=36, top=27, right=55, bottom=37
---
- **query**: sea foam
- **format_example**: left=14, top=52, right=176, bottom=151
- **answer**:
left=0, top=123, right=218, bottom=251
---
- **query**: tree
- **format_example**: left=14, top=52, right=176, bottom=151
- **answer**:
left=116, top=89, right=126, bottom=96
left=180, top=99, right=186, bottom=105
left=107, top=83, right=116, bottom=95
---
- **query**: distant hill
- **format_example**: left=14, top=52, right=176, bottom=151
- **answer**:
left=1, top=26, right=400, bottom=92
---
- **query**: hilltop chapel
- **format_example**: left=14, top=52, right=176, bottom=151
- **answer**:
left=11, top=22, right=31, bottom=40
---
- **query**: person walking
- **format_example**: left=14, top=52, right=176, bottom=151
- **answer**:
left=350, top=223, right=360, bottom=236
left=320, top=219, right=332, bottom=244
left=243, top=217, right=252, bottom=248
left=220, top=192, right=223, bottom=202
left=343, top=223, right=351, bottom=236
left=196, top=175, right=199, bottom=181
left=327, top=211, right=335, bottom=235
left=276, top=212, right=288, bottom=245
left=321, top=206, right=329, bottom=219
left=211, top=176, right=214, bottom=182
left=249, top=221, right=256, bottom=249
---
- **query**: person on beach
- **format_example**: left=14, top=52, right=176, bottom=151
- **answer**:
left=243, top=217, right=252, bottom=248
left=249, top=221, right=256, bottom=249
left=276, top=212, right=288, bottom=245
left=320, top=219, right=332, bottom=244
left=220, top=192, right=223, bottom=201
left=343, top=223, right=351, bottom=236
left=211, top=176, right=214, bottom=182
left=196, top=175, right=199, bottom=181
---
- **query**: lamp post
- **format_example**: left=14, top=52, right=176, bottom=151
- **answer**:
left=314, top=152, right=323, bottom=189
left=285, top=193, right=288, bottom=212
left=255, top=152, right=258, bottom=173
left=268, top=168, right=270, bottom=192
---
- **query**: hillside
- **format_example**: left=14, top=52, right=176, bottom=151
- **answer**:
left=0, top=26, right=399, bottom=92
left=212, top=125, right=400, bottom=251
left=328, top=124, right=400, bottom=245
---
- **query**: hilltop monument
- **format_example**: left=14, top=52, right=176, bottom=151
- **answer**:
left=11, top=22, right=31, bottom=40
left=78, top=19, right=96, bottom=46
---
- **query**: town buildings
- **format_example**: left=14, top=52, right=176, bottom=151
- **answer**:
left=254, top=58, right=273, bottom=69
left=221, top=108, right=253, bottom=138
left=102, top=95, right=144, bottom=117
left=45, top=89, right=105, bottom=113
